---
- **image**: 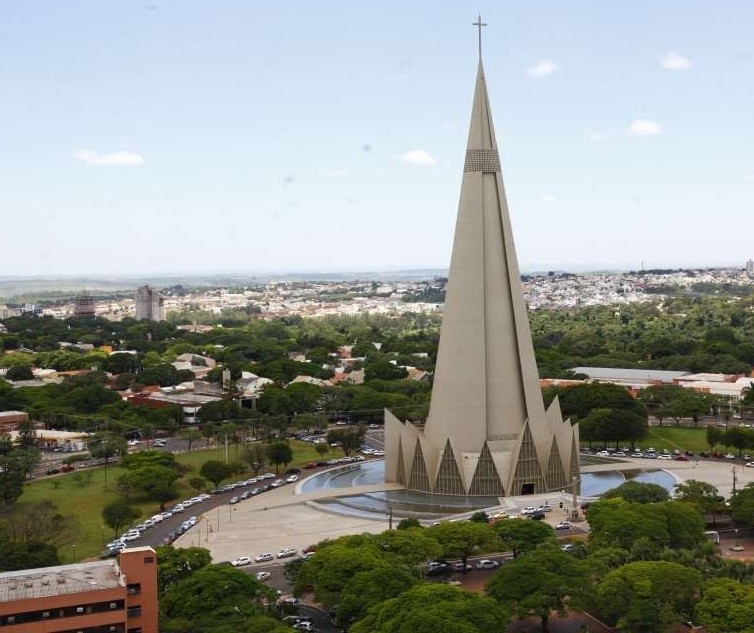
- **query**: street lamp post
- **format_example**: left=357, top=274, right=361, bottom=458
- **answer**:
left=735, top=529, right=739, bottom=548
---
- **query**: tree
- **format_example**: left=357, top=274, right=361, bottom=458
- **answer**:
left=0, top=449, right=39, bottom=505
left=365, top=359, right=408, bottom=382
left=486, top=544, right=588, bottom=632
left=695, top=578, right=754, bottom=633
left=337, top=566, right=418, bottom=628
left=707, top=426, right=724, bottom=452
left=587, top=498, right=704, bottom=551
left=5, top=365, right=33, bottom=381
left=102, top=499, right=140, bottom=536
left=351, top=583, right=509, bottom=633
left=155, top=545, right=212, bottom=592
left=674, top=479, right=724, bottom=524
left=200, top=460, right=233, bottom=487
left=265, top=441, right=293, bottom=474
left=602, top=481, right=669, bottom=504
left=427, top=521, right=495, bottom=570
left=178, top=427, right=203, bottom=452
left=88, top=432, right=127, bottom=483
left=594, top=561, right=702, bottom=632
left=730, top=484, right=754, bottom=525
left=295, top=540, right=388, bottom=607
left=161, top=564, right=277, bottom=631
left=327, top=426, right=366, bottom=456
left=495, top=518, right=555, bottom=558
left=242, top=443, right=267, bottom=475
left=188, top=476, right=207, bottom=493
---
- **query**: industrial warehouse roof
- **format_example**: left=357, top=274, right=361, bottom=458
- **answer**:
left=572, top=367, right=689, bottom=384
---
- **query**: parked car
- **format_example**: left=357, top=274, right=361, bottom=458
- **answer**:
left=475, top=559, right=499, bottom=570
left=255, top=553, right=274, bottom=563
left=277, top=547, right=298, bottom=559
left=231, top=556, right=252, bottom=567
left=286, top=475, right=299, bottom=483
left=555, top=521, right=572, bottom=530
left=529, top=511, right=545, bottom=520
left=256, top=571, right=271, bottom=581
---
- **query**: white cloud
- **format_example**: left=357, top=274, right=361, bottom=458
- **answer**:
left=626, top=119, right=662, bottom=136
left=661, top=52, right=692, bottom=70
left=540, top=195, right=556, bottom=203
left=586, top=129, right=610, bottom=142
left=441, top=121, right=457, bottom=130
left=527, top=60, right=560, bottom=79
left=397, top=149, right=436, bottom=166
left=73, top=149, right=144, bottom=166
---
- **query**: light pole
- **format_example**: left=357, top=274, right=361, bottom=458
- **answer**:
left=735, top=529, right=739, bottom=548
left=733, top=466, right=738, bottom=495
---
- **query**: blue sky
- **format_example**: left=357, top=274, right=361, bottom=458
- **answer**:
left=2, top=1, right=753, bottom=276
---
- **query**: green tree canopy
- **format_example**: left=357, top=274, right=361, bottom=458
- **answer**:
left=102, top=499, right=140, bottom=537
left=351, top=583, right=509, bottom=633
left=695, top=578, right=754, bottom=633
left=495, top=518, right=555, bottom=558
left=602, top=481, right=670, bottom=504
left=486, top=544, right=589, bottom=632
left=594, top=561, right=702, bottom=633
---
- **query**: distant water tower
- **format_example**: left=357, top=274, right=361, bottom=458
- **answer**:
left=74, top=290, right=96, bottom=318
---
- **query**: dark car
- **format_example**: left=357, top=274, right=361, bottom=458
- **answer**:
left=426, top=559, right=452, bottom=576
left=529, top=511, right=545, bottom=520
left=286, top=467, right=302, bottom=475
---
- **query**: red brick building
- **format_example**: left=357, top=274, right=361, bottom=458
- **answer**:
left=0, top=547, right=158, bottom=633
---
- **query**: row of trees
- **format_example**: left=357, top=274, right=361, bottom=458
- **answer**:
left=282, top=479, right=754, bottom=633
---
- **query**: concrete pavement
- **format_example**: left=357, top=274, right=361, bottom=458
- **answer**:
left=174, top=457, right=750, bottom=564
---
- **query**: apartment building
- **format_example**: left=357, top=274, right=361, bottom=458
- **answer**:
left=0, top=547, right=158, bottom=633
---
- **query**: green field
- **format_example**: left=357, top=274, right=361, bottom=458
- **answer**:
left=18, top=440, right=338, bottom=561
left=582, top=426, right=715, bottom=454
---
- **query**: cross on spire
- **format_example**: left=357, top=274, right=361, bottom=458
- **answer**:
left=473, top=14, right=487, bottom=59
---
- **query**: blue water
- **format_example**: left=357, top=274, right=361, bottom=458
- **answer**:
left=299, top=460, right=678, bottom=518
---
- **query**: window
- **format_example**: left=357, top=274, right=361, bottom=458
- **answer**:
left=127, top=583, right=141, bottom=595
left=126, top=607, right=142, bottom=618
left=143, top=556, right=154, bottom=563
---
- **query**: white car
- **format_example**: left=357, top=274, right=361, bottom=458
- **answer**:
left=231, top=556, right=252, bottom=567
left=555, top=521, right=572, bottom=530
left=256, top=571, right=271, bottom=581
left=255, top=553, right=274, bottom=563
left=657, top=454, right=672, bottom=460
left=286, top=475, right=299, bottom=483
left=475, top=559, right=499, bottom=570
left=277, top=547, right=298, bottom=559
left=745, top=462, right=754, bottom=468
left=520, top=506, right=537, bottom=515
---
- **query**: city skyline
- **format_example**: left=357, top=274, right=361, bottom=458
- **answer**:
left=3, top=1, right=753, bottom=275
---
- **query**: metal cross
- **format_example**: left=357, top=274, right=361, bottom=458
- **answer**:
left=473, top=14, right=487, bottom=59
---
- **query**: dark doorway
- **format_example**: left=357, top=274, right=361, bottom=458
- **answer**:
left=520, top=483, right=535, bottom=495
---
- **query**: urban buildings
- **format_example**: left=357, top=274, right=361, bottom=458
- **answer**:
left=0, top=547, right=158, bottom=633
left=134, top=286, right=165, bottom=322
left=74, top=290, right=96, bottom=318
left=385, top=47, right=578, bottom=496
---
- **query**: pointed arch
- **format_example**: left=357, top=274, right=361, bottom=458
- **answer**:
left=407, top=439, right=431, bottom=493
left=469, top=442, right=505, bottom=496
left=544, top=439, right=568, bottom=491
left=434, top=440, right=465, bottom=495
left=395, top=437, right=406, bottom=486
left=510, top=423, right=546, bottom=495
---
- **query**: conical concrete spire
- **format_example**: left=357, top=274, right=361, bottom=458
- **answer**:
left=425, top=59, right=545, bottom=454
left=385, top=42, right=578, bottom=497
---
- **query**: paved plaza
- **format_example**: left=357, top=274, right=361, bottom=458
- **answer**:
left=174, top=457, right=754, bottom=564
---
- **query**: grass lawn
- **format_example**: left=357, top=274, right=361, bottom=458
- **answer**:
left=582, top=426, right=714, bottom=454
left=640, top=426, right=710, bottom=453
left=18, top=440, right=344, bottom=561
